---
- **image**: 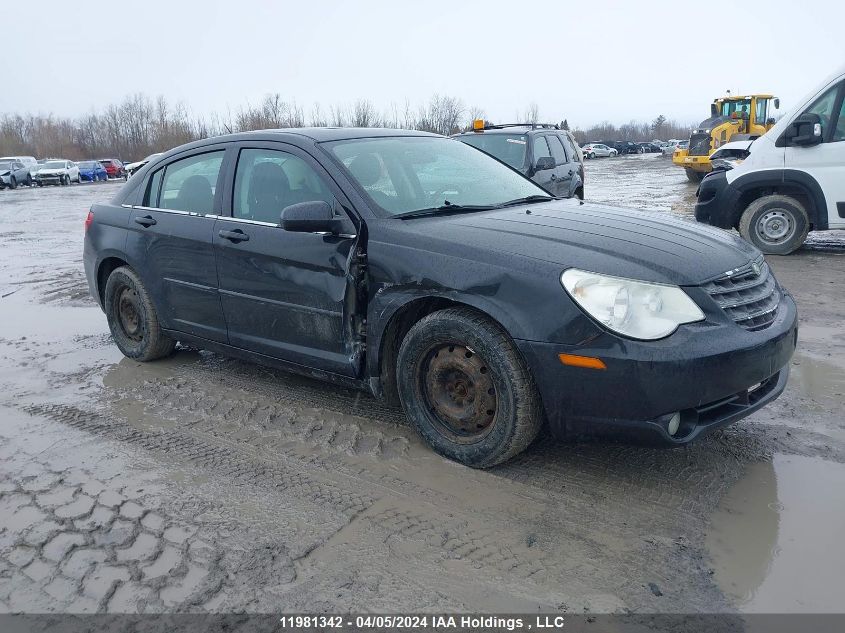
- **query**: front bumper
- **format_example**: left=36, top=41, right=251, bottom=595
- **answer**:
left=516, top=293, right=797, bottom=445
left=695, top=169, right=741, bottom=228
left=36, top=175, right=63, bottom=184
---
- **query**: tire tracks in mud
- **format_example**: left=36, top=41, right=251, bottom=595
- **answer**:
left=18, top=402, right=572, bottom=598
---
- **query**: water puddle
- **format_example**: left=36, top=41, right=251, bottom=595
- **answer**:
left=706, top=454, right=845, bottom=612
left=790, top=352, right=845, bottom=408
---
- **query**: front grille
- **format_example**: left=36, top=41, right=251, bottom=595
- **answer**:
left=688, top=132, right=712, bottom=156
left=702, top=258, right=780, bottom=331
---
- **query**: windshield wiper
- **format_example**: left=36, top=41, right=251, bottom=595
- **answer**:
left=494, top=194, right=560, bottom=208
left=394, top=202, right=499, bottom=220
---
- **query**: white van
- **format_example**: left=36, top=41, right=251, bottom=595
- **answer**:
left=695, top=65, right=845, bottom=254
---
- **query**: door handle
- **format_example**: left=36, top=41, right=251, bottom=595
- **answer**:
left=568, top=170, right=575, bottom=175
left=218, top=229, right=250, bottom=243
left=550, top=174, right=557, bottom=181
left=134, top=215, right=156, bottom=227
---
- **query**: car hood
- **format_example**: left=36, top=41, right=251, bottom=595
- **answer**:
left=38, top=170, right=64, bottom=175
left=404, top=200, right=759, bottom=286
left=0, top=170, right=10, bottom=177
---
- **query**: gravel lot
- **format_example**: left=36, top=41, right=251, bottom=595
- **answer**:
left=1, top=158, right=844, bottom=617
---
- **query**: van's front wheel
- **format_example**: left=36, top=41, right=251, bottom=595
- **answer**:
left=396, top=307, right=543, bottom=468
left=739, top=194, right=809, bottom=255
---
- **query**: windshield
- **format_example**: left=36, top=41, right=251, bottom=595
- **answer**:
left=720, top=99, right=752, bottom=117
left=324, top=136, right=548, bottom=217
left=0, top=161, right=13, bottom=170
left=45, top=161, right=65, bottom=168
left=78, top=161, right=96, bottom=168
left=454, top=133, right=528, bottom=170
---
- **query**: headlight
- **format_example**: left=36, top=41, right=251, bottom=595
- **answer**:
left=561, top=269, right=705, bottom=340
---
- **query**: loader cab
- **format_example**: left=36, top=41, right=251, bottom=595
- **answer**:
left=713, top=95, right=778, bottom=136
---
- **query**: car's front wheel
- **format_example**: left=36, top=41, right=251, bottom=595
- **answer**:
left=104, top=266, right=176, bottom=361
left=396, top=307, right=543, bottom=468
left=738, top=194, right=810, bottom=255
left=9, top=177, right=17, bottom=190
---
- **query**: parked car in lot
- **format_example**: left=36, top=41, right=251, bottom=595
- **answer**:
left=125, top=153, right=163, bottom=177
left=78, top=160, right=109, bottom=182
left=637, top=142, right=663, bottom=153
left=35, top=159, right=80, bottom=186
left=581, top=142, right=617, bottom=158
left=98, top=158, right=126, bottom=180
left=706, top=140, right=752, bottom=172
left=453, top=122, right=584, bottom=199
left=0, top=156, right=38, bottom=183
left=84, top=128, right=797, bottom=468
left=0, top=159, right=32, bottom=189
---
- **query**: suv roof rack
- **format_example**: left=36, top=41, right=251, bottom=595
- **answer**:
left=478, top=122, right=561, bottom=131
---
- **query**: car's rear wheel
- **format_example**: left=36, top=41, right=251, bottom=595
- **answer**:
left=738, top=194, right=810, bottom=255
left=104, top=266, right=176, bottom=361
left=25, top=174, right=32, bottom=186
left=396, top=307, right=543, bottom=468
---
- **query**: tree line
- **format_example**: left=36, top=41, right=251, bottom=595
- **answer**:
left=0, top=93, right=695, bottom=161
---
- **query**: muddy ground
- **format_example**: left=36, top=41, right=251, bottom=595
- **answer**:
left=0, top=157, right=843, bottom=618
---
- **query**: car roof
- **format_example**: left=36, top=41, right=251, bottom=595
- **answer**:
left=244, top=127, right=440, bottom=142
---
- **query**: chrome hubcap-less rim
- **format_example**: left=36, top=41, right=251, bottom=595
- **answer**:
left=117, top=287, right=143, bottom=342
left=756, top=209, right=795, bottom=244
left=422, top=344, right=497, bottom=443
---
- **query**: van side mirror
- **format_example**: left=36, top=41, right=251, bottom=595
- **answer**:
left=534, top=156, right=555, bottom=171
left=785, top=112, right=823, bottom=147
left=281, top=200, right=342, bottom=234
left=773, top=98, right=780, bottom=109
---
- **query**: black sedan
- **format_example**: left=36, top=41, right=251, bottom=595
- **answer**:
left=83, top=129, right=797, bottom=467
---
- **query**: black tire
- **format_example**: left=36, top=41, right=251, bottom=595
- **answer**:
left=396, top=307, right=543, bottom=468
left=738, top=194, right=810, bottom=255
left=26, top=174, right=32, bottom=186
left=9, top=177, right=17, bottom=190
left=685, top=168, right=704, bottom=183
left=588, top=152, right=595, bottom=159
left=104, top=266, right=176, bottom=361
left=36, top=181, right=42, bottom=187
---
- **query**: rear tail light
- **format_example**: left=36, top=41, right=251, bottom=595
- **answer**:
left=84, top=210, right=94, bottom=233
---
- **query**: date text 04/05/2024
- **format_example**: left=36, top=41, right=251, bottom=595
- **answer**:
left=278, top=615, right=566, bottom=630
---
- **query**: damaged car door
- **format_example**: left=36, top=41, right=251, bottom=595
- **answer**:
left=213, top=144, right=362, bottom=377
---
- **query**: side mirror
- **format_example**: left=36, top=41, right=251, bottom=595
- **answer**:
left=281, top=200, right=342, bottom=234
left=785, top=112, right=823, bottom=147
left=534, top=156, right=555, bottom=171
left=773, top=98, right=780, bottom=109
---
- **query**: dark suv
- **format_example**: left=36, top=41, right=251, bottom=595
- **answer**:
left=453, top=124, right=584, bottom=199
left=84, top=128, right=796, bottom=468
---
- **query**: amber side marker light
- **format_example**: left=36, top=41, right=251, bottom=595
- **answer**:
left=472, top=119, right=485, bottom=131
left=558, top=354, right=607, bottom=370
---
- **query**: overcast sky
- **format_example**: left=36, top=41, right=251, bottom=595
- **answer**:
left=6, top=0, right=844, bottom=129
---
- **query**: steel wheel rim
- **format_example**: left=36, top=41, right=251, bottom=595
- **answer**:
left=421, top=343, right=497, bottom=443
left=756, top=209, right=795, bottom=244
left=117, top=287, right=143, bottom=342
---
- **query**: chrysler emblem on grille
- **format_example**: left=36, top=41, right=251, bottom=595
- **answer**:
left=751, top=261, right=761, bottom=276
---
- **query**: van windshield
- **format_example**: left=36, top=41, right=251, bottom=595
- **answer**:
left=454, top=133, right=528, bottom=170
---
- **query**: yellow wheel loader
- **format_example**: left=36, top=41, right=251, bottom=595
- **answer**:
left=673, top=94, right=779, bottom=182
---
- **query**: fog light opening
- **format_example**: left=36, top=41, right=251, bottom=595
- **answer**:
left=667, top=412, right=681, bottom=437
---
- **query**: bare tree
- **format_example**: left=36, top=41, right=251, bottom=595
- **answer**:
left=524, top=102, right=540, bottom=124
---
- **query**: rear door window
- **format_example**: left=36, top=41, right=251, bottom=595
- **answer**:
left=158, top=151, right=224, bottom=214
